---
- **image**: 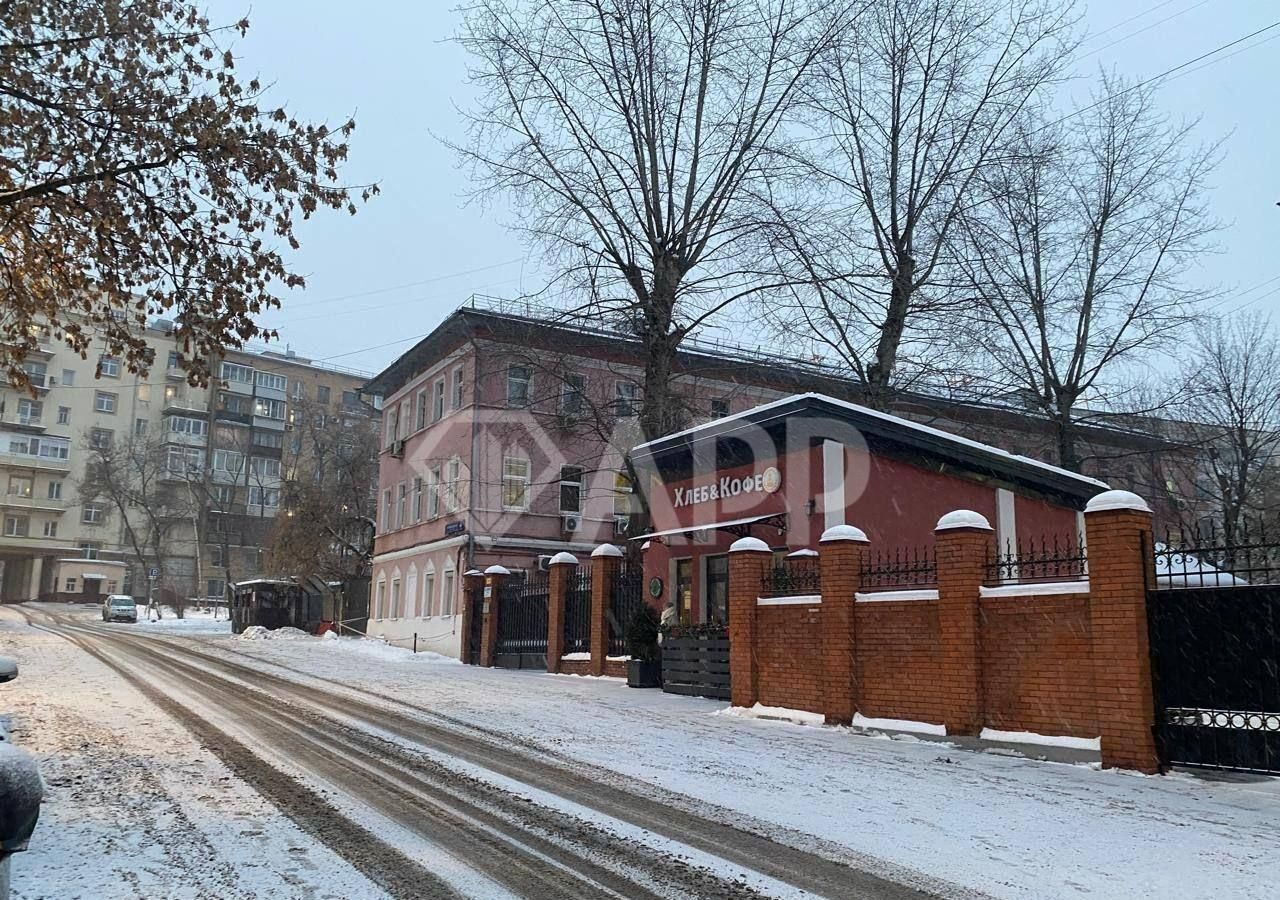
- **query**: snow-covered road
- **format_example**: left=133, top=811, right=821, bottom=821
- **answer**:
left=3, top=602, right=1279, bottom=899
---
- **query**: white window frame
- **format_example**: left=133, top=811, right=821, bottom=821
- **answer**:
left=441, top=566, right=456, bottom=617
left=396, top=482, right=407, bottom=528
left=82, top=503, right=105, bottom=525
left=220, top=362, right=253, bottom=384
left=94, top=391, right=117, bottom=414
left=445, top=456, right=461, bottom=513
left=3, top=515, right=29, bottom=537
left=432, top=378, right=445, bottom=422
left=424, top=566, right=437, bottom=617
left=559, top=465, right=583, bottom=513
left=374, top=579, right=386, bottom=619
left=98, top=356, right=120, bottom=378
left=506, top=365, right=532, bottom=407
left=412, top=477, right=423, bottom=523
left=502, top=457, right=530, bottom=510
left=451, top=366, right=464, bottom=410
left=254, top=371, right=287, bottom=392
left=427, top=465, right=442, bottom=519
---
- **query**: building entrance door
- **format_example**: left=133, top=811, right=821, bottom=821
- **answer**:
left=81, top=577, right=104, bottom=603
left=675, top=559, right=694, bottom=624
left=705, top=554, right=729, bottom=625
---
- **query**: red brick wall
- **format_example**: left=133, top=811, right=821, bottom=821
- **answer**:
left=755, top=603, right=825, bottom=714
left=854, top=600, right=946, bottom=725
left=980, top=595, right=1099, bottom=738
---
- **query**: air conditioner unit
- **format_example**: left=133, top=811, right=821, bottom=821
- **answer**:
left=561, top=513, right=582, bottom=533
left=537, top=554, right=553, bottom=572
left=390, top=439, right=405, bottom=459
left=613, top=515, right=631, bottom=536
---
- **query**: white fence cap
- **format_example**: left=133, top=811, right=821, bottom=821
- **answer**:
left=1085, top=490, right=1151, bottom=514
left=730, top=536, right=771, bottom=553
left=820, top=524, right=869, bottom=543
left=483, top=564, right=511, bottom=576
left=936, top=510, right=992, bottom=531
left=591, top=543, right=624, bottom=558
left=549, top=551, right=579, bottom=566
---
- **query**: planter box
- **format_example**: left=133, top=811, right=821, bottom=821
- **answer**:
left=627, top=658, right=661, bottom=688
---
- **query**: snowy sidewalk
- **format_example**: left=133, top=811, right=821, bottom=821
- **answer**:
left=209, top=630, right=1280, bottom=900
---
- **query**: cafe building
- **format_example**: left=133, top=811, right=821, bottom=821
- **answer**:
left=631, top=393, right=1107, bottom=625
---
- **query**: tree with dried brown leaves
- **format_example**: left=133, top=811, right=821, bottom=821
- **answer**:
left=1, top=1, right=373, bottom=389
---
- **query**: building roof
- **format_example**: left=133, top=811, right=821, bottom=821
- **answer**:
left=631, top=392, right=1108, bottom=509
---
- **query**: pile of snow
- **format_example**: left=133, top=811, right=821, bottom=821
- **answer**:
left=715, top=703, right=826, bottom=727
left=312, top=635, right=461, bottom=664
left=239, top=625, right=313, bottom=642
left=320, top=630, right=338, bottom=641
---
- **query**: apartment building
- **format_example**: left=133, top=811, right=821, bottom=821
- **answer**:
left=363, top=299, right=1195, bottom=658
left=0, top=320, right=377, bottom=604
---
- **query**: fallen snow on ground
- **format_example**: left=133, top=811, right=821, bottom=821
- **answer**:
left=715, top=703, right=825, bottom=727
left=317, top=635, right=462, bottom=665
left=0, top=610, right=384, bottom=900
left=852, top=712, right=949, bottom=736
left=979, top=727, right=1101, bottom=752
left=200, top=626, right=1280, bottom=900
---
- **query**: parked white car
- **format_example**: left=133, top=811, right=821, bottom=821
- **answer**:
left=101, top=595, right=138, bottom=623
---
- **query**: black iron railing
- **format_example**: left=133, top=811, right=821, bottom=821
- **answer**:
left=1154, top=519, right=1280, bottom=588
left=860, top=545, right=937, bottom=589
left=608, top=563, right=644, bottom=657
left=563, top=566, right=592, bottom=655
left=760, top=557, right=820, bottom=597
left=495, top=572, right=549, bottom=654
left=986, top=534, right=1087, bottom=584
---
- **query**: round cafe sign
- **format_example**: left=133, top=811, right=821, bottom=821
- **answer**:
left=761, top=466, right=782, bottom=494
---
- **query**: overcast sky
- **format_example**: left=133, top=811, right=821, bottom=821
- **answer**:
left=206, top=1, right=1279, bottom=377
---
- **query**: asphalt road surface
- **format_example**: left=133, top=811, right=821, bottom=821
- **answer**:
left=18, top=607, right=960, bottom=900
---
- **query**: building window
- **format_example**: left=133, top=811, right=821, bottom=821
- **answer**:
left=211, top=485, right=234, bottom=507
left=249, top=457, right=282, bottom=479
left=412, top=477, right=423, bottom=523
left=506, top=365, right=532, bottom=407
left=3, top=516, right=29, bottom=537
left=79, top=542, right=100, bottom=559
left=445, top=456, right=461, bottom=513
left=219, top=362, right=253, bottom=384
left=60, top=369, right=75, bottom=387
left=168, top=416, right=208, bottom=437
left=43, top=520, right=58, bottom=538
left=423, top=570, right=436, bottom=617
left=560, top=373, right=585, bottom=415
left=613, top=471, right=632, bottom=518
left=247, top=486, right=280, bottom=509
left=94, top=391, right=118, bottom=414
left=385, top=407, right=399, bottom=447
left=167, top=446, right=205, bottom=475
left=89, top=428, right=114, bottom=450
left=432, top=378, right=445, bottom=422
left=382, top=489, right=392, bottom=532
left=7, top=475, right=33, bottom=498
left=559, top=466, right=583, bottom=512
left=253, top=398, right=286, bottom=420
left=255, top=372, right=287, bottom=392
left=82, top=503, right=106, bottom=525
left=47, top=481, right=62, bottom=500
left=390, top=578, right=402, bottom=618
left=57, top=406, right=70, bottom=425
left=39, top=437, right=70, bottom=460
left=206, top=578, right=225, bottom=598
left=211, top=449, right=243, bottom=475
left=374, top=580, right=386, bottom=619
left=65, top=578, right=77, bottom=593
left=98, top=356, right=120, bottom=378
left=614, top=381, right=639, bottom=417
left=167, top=350, right=181, bottom=369
left=427, top=466, right=441, bottom=518
left=17, top=399, right=41, bottom=425
left=451, top=366, right=464, bottom=410
left=317, top=385, right=331, bottom=404
left=134, top=418, right=148, bottom=436
left=502, top=457, right=530, bottom=509
left=397, top=482, right=407, bottom=528
left=442, top=567, right=456, bottom=617
left=415, top=389, right=427, bottom=430
left=252, top=430, right=283, bottom=450
left=136, top=384, right=151, bottom=404
left=711, top=398, right=730, bottom=419
left=292, top=381, right=305, bottom=400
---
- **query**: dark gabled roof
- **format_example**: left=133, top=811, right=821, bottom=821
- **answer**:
left=631, top=392, right=1108, bottom=509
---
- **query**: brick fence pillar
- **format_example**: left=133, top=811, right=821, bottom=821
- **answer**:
left=1083, top=490, right=1161, bottom=773
left=546, top=552, right=577, bottom=674
left=935, top=510, right=993, bottom=736
left=819, top=525, right=869, bottom=725
left=728, top=536, right=772, bottom=709
left=479, top=564, right=509, bottom=668
left=460, top=570, right=483, bottom=665
left=589, top=544, right=622, bottom=676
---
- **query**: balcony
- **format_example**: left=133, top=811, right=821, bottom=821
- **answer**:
left=0, top=495, right=67, bottom=515
left=0, top=413, right=45, bottom=434
left=162, top=393, right=209, bottom=416
left=0, top=451, right=71, bottom=473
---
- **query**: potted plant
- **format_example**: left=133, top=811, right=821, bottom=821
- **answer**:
left=625, top=604, right=662, bottom=688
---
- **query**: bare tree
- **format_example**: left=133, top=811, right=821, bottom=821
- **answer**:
left=957, top=76, right=1219, bottom=470
left=266, top=398, right=380, bottom=581
left=1167, top=313, right=1280, bottom=545
left=455, top=0, right=847, bottom=439
left=767, top=0, right=1077, bottom=407
left=78, top=431, right=197, bottom=616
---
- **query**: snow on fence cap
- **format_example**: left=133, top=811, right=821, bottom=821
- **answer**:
left=820, top=524, right=869, bottom=543
left=483, top=564, right=511, bottom=576
left=936, top=510, right=992, bottom=531
left=1085, top=489, right=1151, bottom=514
left=730, top=536, right=771, bottom=553
left=641, top=541, right=652, bottom=551
left=787, top=548, right=819, bottom=557
left=549, top=551, right=578, bottom=566
left=591, top=543, right=624, bottom=558
left=464, top=569, right=484, bottom=577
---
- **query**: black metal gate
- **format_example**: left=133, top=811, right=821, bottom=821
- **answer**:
left=495, top=572, right=548, bottom=669
left=661, top=624, right=731, bottom=700
left=1149, top=529, right=1280, bottom=774
left=608, top=563, right=643, bottom=657
left=465, top=582, right=484, bottom=664
left=564, top=567, right=591, bottom=656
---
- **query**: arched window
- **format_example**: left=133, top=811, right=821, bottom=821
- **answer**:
left=441, top=563, right=457, bottom=617
left=374, top=577, right=386, bottom=620
left=405, top=565, right=419, bottom=619
left=423, top=562, right=437, bottom=617
left=390, top=567, right=402, bottom=618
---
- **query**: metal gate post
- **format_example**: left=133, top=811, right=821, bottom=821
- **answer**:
left=461, top=571, right=484, bottom=664
left=546, top=553, right=577, bottom=674
left=480, top=565, right=510, bottom=668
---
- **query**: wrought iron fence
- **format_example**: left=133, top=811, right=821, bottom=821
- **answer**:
left=563, top=566, right=592, bottom=655
left=860, top=544, right=937, bottom=589
left=986, top=534, right=1087, bottom=584
left=608, top=562, right=644, bottom=657
left=495, top=572, right=549, bottom=654
left=1153, top=519, right=1280, bottom=588
left=760, top=557, right=820, bottom=597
